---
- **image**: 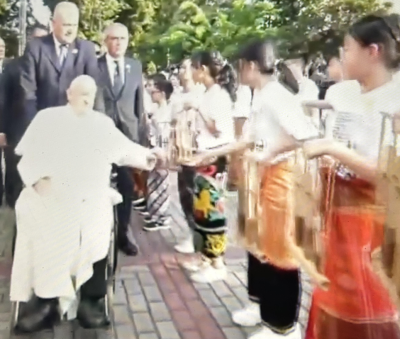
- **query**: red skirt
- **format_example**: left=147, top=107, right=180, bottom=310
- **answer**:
left=306, top=172, right=399, bottom=339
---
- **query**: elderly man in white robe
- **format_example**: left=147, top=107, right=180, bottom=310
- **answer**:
left=10, top=75, right=162, bottom=333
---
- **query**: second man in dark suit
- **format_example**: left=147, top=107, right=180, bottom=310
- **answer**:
left=0, top=25, right=49, bottom=209
left=98, top=23, right=145, bottom=256
left=0, top=36, right=7, bottom=206
left=20, top=1, right=104, bottom=124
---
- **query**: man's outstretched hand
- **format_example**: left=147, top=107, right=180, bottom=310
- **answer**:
left=151, top=148, right=168, bottom=168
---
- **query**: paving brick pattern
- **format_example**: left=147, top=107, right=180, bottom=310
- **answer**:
left=0, top=172, right=254, bottom=339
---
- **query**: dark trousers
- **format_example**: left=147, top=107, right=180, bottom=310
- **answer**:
left=80, top=256, right=108, bottom=299
left=177, top=166, right=196, bottom=229
left=116, top=166, right=135, bottom=245
left=0, top=149, right=3, bottom=206
left=247, top=253, right=301, bottom=332
left=4, top=146, right=22, bottom=208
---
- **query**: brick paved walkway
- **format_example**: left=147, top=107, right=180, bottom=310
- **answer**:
left=0, top=172, right=254, bottom=339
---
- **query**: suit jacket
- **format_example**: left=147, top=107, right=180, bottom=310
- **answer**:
left=98, top=55, right=144, bottom=143
left=0, top=59, right=12, bottom=134
left=0, top=58, right=25, bottom=143
left=20, top=34, right=104, bottom=123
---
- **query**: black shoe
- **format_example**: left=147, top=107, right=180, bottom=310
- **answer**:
left=143, top=219, right=170, bottom=232
left=139, top=209, right=150, bottom=217
left=15, top=297, right=59, bottom=333
left=118, top=239, right=138, bottom=256
left=132, top=197, right=145, bottom=206
left=133, top=200, right=147, bottom=212
left=77, top=298, right=110, bottom=329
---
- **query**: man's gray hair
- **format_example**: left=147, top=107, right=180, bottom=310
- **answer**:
left=103, top=23, right=128, bottom=39
left=53, top=1, right=79, bottom=19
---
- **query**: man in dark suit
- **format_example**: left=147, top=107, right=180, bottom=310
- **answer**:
left=0, top=25, right=49, bottom=209
left=0, top=36, right=9, bottom=207
left=20, top=1, right=104, bottom=124
left=98, top=23, right=145, bottom=256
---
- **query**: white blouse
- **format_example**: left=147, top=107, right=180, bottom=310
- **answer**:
left=298, top=77, right=319, bottom=101
left=324, top=80, right=361, bottom=139
left=170, top=86, right=205, bottom=122
left=331, top=79, right=400, bottom=163
left=232, top=85, right=252, bottom=119
left=244, top=81, right=319, bottom=155
left=196, top=84, right=234, bottom=150
left=143, top=89, right=154, bottom=115
left=297, top=77, right=320, bottom=130
left=149, top=103, right=172, bottom=148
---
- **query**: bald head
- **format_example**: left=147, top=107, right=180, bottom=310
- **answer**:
left=104, top=23, right=129, bottom=58
left=67, top=76, right=97, bottom=114
left=52, top=2, right=79, bottom=44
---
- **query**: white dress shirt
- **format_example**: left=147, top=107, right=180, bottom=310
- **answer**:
left=106, top=53, right=125, bottom=85
left=53, top=35, right=66, bottom=57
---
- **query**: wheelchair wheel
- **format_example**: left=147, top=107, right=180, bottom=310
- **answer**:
left=9, top=302, right=20, bottom=334
left=104, top=206, right=117, bottom=325
left=105, top=247, right=114, bottom=320
left=12, top=224, right=17, bottom=259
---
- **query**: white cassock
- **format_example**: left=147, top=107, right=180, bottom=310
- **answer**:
left=10, top=105, right=155, bottom=314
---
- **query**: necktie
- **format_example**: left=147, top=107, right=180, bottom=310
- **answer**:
left=59, top=44, right=68, bottom=67
left=113, top=60, right=123, bottom=94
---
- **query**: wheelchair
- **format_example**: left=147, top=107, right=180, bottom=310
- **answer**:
left=9, top=174, right=119, bottom=334
left=105, top=171, right=119, bottom=326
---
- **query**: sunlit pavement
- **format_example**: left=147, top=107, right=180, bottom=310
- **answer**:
left=0, top=172, right=254, bottom=339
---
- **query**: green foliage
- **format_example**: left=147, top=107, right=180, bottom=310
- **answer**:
left=43, top=0, right=123, bottom=42
left=146, top=61, right=157, bottom=74
left=132, top=0, right=390, bottom=67
left=42, top=0, right=392, bottom=66
left=287, top=0, right=392, bottom=55
left=75, top=0, right=124, bottom=41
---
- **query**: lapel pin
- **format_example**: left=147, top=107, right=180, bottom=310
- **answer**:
left=72, top=49, right=79, bottom=54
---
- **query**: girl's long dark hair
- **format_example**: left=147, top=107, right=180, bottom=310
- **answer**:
left=349, top=14, right=400, bottom=69
left=191, top=51, right=237, bottom=102
left=237, top=39, right=299, bottom=94
left=276, top=61, right=299, bottom=94
left=154, top=79, right=174, bottom=100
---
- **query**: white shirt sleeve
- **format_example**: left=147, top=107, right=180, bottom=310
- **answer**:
left=103, top=118, right=155, bottom=171
left=233, top=86, right=252, bottom=118
left=206, top=89, right=234, bottom=144
left=299, top=78, right=319, bottom=101
left=17, top=152, right=53, bottom=187
left=323, top=86, right=338, bottom=139
left=268, top=94, right=319, bottom=141
left=15, top=110, right=54, bottom=186
left=241, top=113, right=256, bottom=142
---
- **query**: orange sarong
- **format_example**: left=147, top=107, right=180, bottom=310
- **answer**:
left=307, top=171, right=400, bottom=339
left=259, top=160, right=297, bottom=269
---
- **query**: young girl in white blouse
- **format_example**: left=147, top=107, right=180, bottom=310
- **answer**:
left=304, top=14, right=400, bottom=339
left=174, top=58, right=205, bottom=255
left=179, top=51, right=237, bottom=283
left=193, top=40, right=322, bottom=339
left=142, top=79, right=174, bottom=231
